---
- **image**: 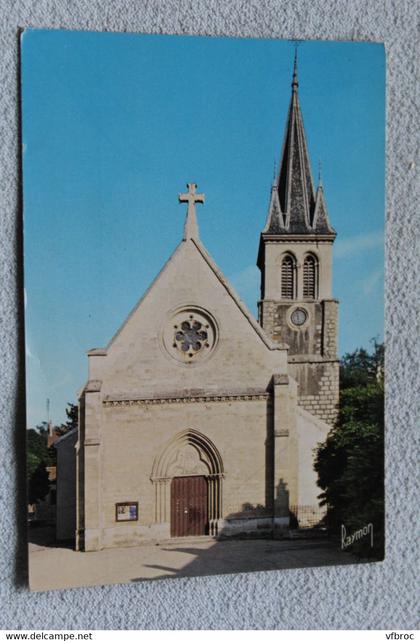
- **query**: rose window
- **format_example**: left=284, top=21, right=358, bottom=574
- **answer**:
left=173, top=317, right=209, bottom=356
left=161, top=306, right=218, bottom=365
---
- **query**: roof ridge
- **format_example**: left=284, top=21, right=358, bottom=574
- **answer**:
left=99, top=237, right=288, bottom=355
left=191, top=238, right=288, bottom=351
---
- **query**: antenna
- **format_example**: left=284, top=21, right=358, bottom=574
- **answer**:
left=289, top=39, right=303, bottom=89
left=318, top=159, right=323, bottom=186
left=46, top=397, right=50, bottom=424
left=290, top=39, right=303, bottom=53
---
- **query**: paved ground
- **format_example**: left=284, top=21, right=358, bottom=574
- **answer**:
left=29, top=530, right=361, bottom=591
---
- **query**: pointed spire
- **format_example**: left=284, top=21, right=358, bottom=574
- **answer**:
left=274, top=51, right=314, bottom=232
left=262, top=52, right=335, bottom=237
left=179, top=183, right=205, bottom=240
left=313, top=181, right=335, bottom=234
left=313, top=162, right=335, bottom=234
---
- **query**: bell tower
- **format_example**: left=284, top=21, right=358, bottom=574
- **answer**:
left=257, top=53, right=339, bottom=425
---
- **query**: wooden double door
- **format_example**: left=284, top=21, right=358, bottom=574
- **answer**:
left=170, top=475, right=208, bottom=537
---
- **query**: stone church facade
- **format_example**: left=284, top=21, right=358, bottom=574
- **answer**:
left=75, top=57, right=339, bottom=552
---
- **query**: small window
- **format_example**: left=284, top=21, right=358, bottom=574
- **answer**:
left=303, top=255, right=317, bottom=299
left=281, top=255, right=296, bottom=299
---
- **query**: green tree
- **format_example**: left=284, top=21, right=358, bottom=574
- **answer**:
left=27, top=425, right=55, bottom=482
left=27, top=451, right=41, bottom=480
left=26, top=401, right=78, bottom=505
left=314, top=340, right=384, bottom=559
left=28, top=461, right=50, bottom=504
left=56, top=402, right=78, bottom=436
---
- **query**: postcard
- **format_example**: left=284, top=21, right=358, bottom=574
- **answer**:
left=22, top=30, right=385, bottom=590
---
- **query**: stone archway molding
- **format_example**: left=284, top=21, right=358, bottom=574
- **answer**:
left=151, top=428, right=224, bottom=480
left=151, top=428, right=224, bottom=535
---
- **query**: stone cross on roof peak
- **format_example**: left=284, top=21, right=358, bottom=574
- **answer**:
left=179, top=183, right=205, bottom=240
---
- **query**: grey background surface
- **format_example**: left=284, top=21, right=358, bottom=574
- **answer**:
left=0, top=0, right=418, bottom=630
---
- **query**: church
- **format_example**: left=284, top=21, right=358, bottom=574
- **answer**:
left=74, top=56, right=339, bottom=552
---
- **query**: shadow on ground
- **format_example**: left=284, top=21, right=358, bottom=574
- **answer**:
left=130, top=537, right=362, bottom=582
left=28, top=501, right=369, bottom=590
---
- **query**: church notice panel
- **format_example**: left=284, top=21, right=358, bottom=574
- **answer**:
left=171, top=476, right=208, bottom=537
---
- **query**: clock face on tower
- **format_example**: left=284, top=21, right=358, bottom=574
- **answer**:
left=290, top=307, right=308, bottom=327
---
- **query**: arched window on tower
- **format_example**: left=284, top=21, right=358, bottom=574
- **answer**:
left=303, top=254, right=318, bottom=299
left=281, top=254, right=296, bottom=299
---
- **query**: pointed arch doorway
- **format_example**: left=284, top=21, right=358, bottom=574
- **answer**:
left=151, top=429, right=224, bottom=537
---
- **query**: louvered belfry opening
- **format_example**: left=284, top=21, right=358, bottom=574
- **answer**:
left=281, top=255, right=295, bottom=299
left=303, top=254, right=317, bottom=299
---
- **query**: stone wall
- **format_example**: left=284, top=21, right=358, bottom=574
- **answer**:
left=81, top=396, right=274, bottom=549
left=322, top=300, right=338, bottom=359
left=259, top=300, right=323, bottom=355
left=290, top=361, right=339, bottom=425
left=260, top=298, right=339, bottom=426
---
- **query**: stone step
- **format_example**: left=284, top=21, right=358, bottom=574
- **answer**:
left=288, top=528, right=328, bottom=539
left=156, top=535, right=217, bottom=546
left=157, top=529, right=329, bottom=546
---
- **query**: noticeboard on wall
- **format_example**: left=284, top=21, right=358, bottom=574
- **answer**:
left=115, top=502, right=138, bottom=522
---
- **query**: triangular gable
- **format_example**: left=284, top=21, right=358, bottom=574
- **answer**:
left=103, top=237, right=286, bottom=353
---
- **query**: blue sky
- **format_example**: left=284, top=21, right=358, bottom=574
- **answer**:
left=21, top=31, right=385, bottom=428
